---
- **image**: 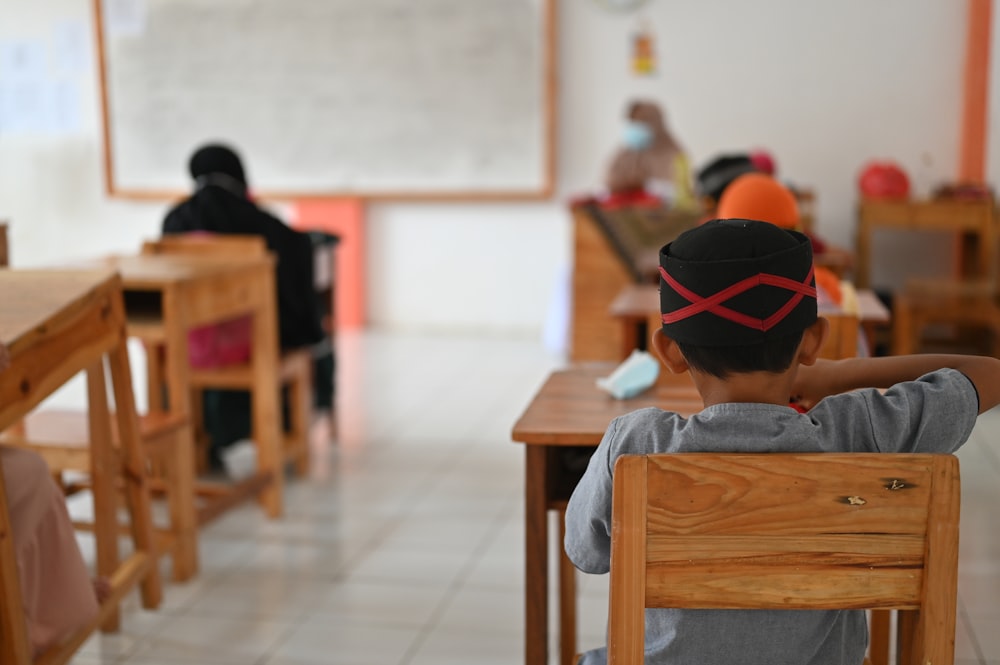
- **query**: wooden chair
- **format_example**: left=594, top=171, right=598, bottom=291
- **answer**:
left=820, top=312, right=861, bottom=360
left=140, top=235, right=314, bottom=476
left=886, top=200, right=999, bottom=355
left=0, top=364, right=164, bottom=663
left=608, top=453, right=960, bottom=665
left=1, top=407, right=196, bottom=583
left=892, top=278, right=1000, bottom=356
left=0, top=269, right=163, bottom=664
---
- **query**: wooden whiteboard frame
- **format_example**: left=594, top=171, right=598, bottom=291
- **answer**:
left=92, top=0, right=558, bottom=202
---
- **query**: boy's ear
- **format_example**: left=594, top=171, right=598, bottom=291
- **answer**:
left=797, top=317, right=830, bottom=365
left=651, top=328, right=689, bottom=373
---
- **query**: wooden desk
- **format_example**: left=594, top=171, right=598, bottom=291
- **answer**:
left=609, top=283, right=891, bottom=360
left=0, top=270, right=161, bottom=664
left=101, top=253, right=285, bottom=522
left=511, top=365, right=702, bottom=665
left=856, top=198, right=996, bottom=289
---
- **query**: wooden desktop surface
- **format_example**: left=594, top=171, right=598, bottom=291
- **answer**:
left=0, top=270, right=121, bottom=425
left=512, top=363, right=701, bottom=446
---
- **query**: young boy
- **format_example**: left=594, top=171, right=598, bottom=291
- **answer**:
left=564, top=219, right=1000, bottom=665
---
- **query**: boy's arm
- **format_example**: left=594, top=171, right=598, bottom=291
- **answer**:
left=564, top=422, right=619, bottom=575
left=792, top=354, right=1000, bottom=413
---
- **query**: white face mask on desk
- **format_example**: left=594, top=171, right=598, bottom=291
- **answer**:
left=596, top=350, right=660, bottom=400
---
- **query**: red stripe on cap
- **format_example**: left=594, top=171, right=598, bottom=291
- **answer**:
left=660, top=266, right=816, bottom=332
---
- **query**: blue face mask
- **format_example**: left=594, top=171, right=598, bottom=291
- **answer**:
left=622, top=120, right=653, bottom=150
left=595, top=349, right=660, bottom=400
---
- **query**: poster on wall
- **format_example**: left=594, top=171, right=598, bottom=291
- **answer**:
left=631, top=18, right=657, bottom=76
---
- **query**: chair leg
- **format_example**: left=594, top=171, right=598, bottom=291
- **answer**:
left=106, top=343, right=162, bottom=611
left=868, top=610, right=891, bottom=665
left=189, top=387, right=209, bottom=474
left=287, top=369, right=312, bottom=477
left=145, top=344, right=165, bottom=412
left=86, top=361, right=122, bottom=633
left=896, top=609, right=917, bottom=665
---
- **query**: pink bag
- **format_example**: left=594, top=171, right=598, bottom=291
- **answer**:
left=187, top=315, right=252, bottom=368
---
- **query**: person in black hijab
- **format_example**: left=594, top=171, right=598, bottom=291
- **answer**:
left=163, top=143, right=325, bottom=471
left=164, top=144, right=324, bottom=350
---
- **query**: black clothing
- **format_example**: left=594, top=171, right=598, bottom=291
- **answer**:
left=163, top=175, right=328, bottom=464
left=163, top=186, right=324, bottom=351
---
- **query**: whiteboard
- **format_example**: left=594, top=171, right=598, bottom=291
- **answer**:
left=95, top=0, right=555, bottom=199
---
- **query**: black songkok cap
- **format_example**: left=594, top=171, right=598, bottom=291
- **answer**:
left=659, top=219, right=817, bottom=346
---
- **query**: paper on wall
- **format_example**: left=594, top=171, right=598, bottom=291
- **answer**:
left=0, top=40, right=47, bottom=80
left=52, top=19, right=91, bottom=74
left=104, top=0, right=147, bottom=38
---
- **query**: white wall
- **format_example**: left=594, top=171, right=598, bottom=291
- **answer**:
left=0, top=0, right=980, bottom=339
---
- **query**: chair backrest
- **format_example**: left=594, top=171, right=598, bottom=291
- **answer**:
left=141, top=234, right=267, bottom=258
left=609, top=453, right=960, bottom=665
left=819, top=313, right=860, bottom=360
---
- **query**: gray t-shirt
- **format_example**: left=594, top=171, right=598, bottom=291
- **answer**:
left=565, top=368, right=979, bottom=665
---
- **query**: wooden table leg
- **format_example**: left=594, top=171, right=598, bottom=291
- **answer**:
left=558, top=509, right=577, bottom=665
left=526, top=445, right=549, bottom=665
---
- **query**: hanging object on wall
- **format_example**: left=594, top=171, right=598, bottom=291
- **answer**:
left=631, top=18, right=657, bottom=76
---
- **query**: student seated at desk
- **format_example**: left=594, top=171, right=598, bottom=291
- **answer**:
left=0, top=343, right=102, bottom=657
left=163, top=143, right=325, bottom=469
left=564, top=219, right=1000, bottom=665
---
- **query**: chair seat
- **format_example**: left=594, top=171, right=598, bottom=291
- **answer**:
left=187, top=347, right=312, bottom=389
left=2, top=410, right=187, bottom=450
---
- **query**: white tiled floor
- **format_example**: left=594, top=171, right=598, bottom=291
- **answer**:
left=68, top=330, right=1000, bottom=664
